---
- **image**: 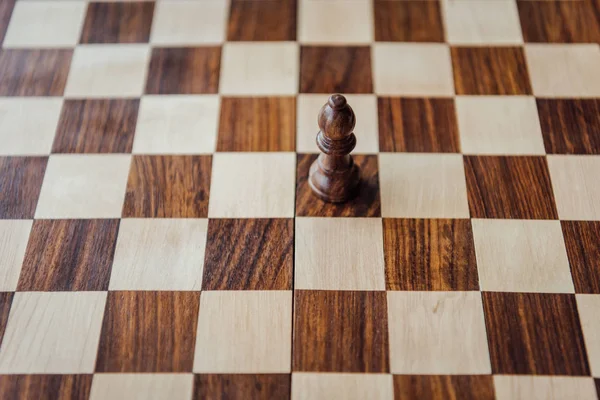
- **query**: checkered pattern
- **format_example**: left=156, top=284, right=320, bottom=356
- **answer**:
left=0, top=0, right=599, bottom=399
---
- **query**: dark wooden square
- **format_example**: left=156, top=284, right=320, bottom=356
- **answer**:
left=0, top=292, right=13, bottom=347
left=537, top=99, right=600, bottom=155
left=145, top=47, right=221, bottom=94
left=518, top=1, right=600, bottom=43
left=95, top=291, right=200, bottom=372
left=561, top=221, right=600, bottom=294
left=300, top=46, right=373, bottom=94
left=464, top=156, right=558, bottom=219
left=0, top=50, right=72, bottom=96
left=228, top=0, right=296, bottom=41
left=378, top=97, right=460, bottom=152
left=193, top=375, right=291, bottom=400
left=451, top=47, right=532, bottom=95
left=383, top=218, right=479, bottom=291
left=293, top=290, right=389, bottom=372
left=0, top=157, right=47, bottom=219
left=123, top=155, right=212, bottom=218
left=202, top=218, right=293, bottom=290
left=53, top=99, right=139, bottom=154
left=296, top=154, right=381, bottom=217
left=17, top=219, right=119, bottom=291
left=217, top=97, right=296, bottom=152
left=393, top=376, right=495, bottom=400
left=482, top=292, right=590, bottom=375
left=80, top=1, right=154, bottom=43
left=374, top=0, right=444, bottom=42
left=0, top=375, right=93, bottom=400
left=0, top=0, right=16, bottom=45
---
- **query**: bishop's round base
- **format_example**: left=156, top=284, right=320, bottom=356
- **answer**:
left=308, top=158, right=360, bottom=203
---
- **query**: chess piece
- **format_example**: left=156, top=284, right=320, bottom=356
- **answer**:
left=309, top=94, right=360, bottom=203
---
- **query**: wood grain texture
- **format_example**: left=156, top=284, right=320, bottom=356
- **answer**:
left=296, top=154, right=381, bottom=217
left=0, top=157, right=47, bottom=219
left=0, top=292, right=107, bottom=373
left=393, top=375, right=495, bottom=400
left=300, top=46, right=372, bottom=94
left=383, top=218, right=478, bottom=291
left=18, top=219, right=119, bottom=291
left=95, top=291, right=200, bottom=373
left=451, top=47, right=532, bottom=95
left=293, top=290, right=389, bottom=373
left=561, top=221, right=600, bottom=294
left=228, top=0, right=296, bottom=41
left=80, top=1, right=154, bottom=43
left=0, top=375, right=93, bottom=400
left=145, top=47, right=221, bottom=95
left=0, top=292, right=13, bottom=347
left=373, top=0, right=444, bottom=42
left=0, top=49, right=72, bottom=96
left=292, top=373, right=393, bottom=400
left=123, top=155, right=212, bottom=218
left=202, top=218, right=293, bottom=290
left=537, top=99, right=600, bottom=155
left=89, top=374, right=194, bottom=400
left=518, top=1, right=600, bottom=43
left=295, top=218, right=385, bottom=291
left=53, top=99, right=139, bottom=154
left=482, top=292, right=590, bottom=375
left=193, top=291, right=292, bottom=373
left=464, top=155, right=558, bottom=219
left=194, top=374, right=291, bottom=400
left=378, top=97, right=460, bottom=153
left=217, top=97, right=296, bottom=152
left=0, top=0, right=16, bottom=45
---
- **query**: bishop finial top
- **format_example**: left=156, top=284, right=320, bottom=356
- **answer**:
left=318, top=94, right=356, bottom=142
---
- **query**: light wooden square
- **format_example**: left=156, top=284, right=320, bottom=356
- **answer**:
left=110, top=219, right=208, bottom=291
left=65, top=45, right=150, bottom=98
left=299, top=0, right=373, bottom=44
left=193, top=291, right=292, bottom=373
left=297, top=94, right=379, bottom=154
left=387, top=291, right=491, bottom=374
left=295, top=217, right=385, bottom=290
left=525, top=44, right=600, bottom=98
left=35, top=155, right=131, bottom=219
left=494, top=376, right=597, bottom=400
left=379, top=153, right=469, bottom=218
left=472, top=219, right=573, bottom=293
left=89, top=374, right=194, bottom=400
left=150, top=1, right=228, bottom=45
left=0, top=98, right=63, bottom=155
left=547, top=155, right=600, bottom=220
left=456, top=96, right=545, bottom=155
left=220, top=43, right=299, bottom=95
left=576, top=294, right=600, bottom=377
left=291, top=373, right=394, bottom=400
left=4, top=1, right=86, bottom=48
left=133, top=96, right=219, bottom=154
left=208, top=153, right=296, bottom=218
left=0, top=292, right=106, bottom=373
left=443, top=0, right=523, bottom=44
left=373, top=43, right=454, bottom=96
left=0, top=220, right=32, bottom=291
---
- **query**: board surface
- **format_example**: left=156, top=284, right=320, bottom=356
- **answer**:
left=0, top=0, right=599, bottom=399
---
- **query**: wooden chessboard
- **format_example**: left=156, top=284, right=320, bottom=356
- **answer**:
left=0, top=0, right=599, bottom=399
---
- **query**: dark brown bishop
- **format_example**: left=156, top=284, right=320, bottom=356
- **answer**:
left=308, top=94, right=361, bottom=203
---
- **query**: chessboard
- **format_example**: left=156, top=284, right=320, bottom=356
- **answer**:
left=0, top=0, right=599, bottom=399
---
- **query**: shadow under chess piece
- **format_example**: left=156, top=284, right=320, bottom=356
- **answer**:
left=309, top=94, right=360, bottom=203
